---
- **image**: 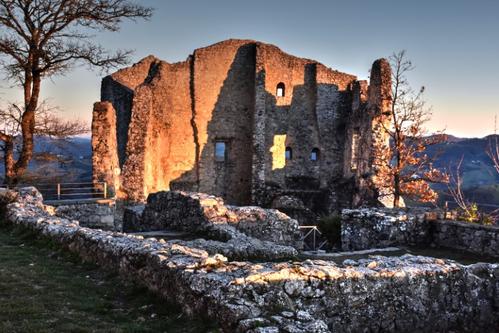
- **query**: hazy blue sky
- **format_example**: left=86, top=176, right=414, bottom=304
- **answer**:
left=2, top=0, right=498, bottom=137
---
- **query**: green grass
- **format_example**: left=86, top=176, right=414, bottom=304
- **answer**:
left=0, top=224, right=218, bottom=333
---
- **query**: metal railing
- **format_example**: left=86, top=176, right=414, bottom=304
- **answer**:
left=42, top=182, right=108, bottom=202
left=2, top=182, right=109, bottom=203
left=299, top=225, right=328, bottom=251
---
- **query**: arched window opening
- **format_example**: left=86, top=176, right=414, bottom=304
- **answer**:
left=310, top=148, right=320, bottom=161
left=285, top=147, right=292, bottom=160
left=276, top=82, right=285, bottom=97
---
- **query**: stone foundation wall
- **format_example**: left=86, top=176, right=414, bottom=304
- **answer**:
left=1, top=188, right=498, bottom=332
left=54, top=201, right=115, bottom=230
left=342, top=208, right=499, bottom=258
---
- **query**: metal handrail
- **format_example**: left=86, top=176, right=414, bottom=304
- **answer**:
left=1, top=182, right=108, bottom=201
left=299, top=225, right=327, bottom=251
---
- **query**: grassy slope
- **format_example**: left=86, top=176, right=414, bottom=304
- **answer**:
left=0, top=224, right=218, bottom=333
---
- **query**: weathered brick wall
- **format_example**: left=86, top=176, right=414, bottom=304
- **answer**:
left=259, top=44, right=320, bottom=189
left=256, top=44, right=356, bottom=192
left=143, top=61, right=195, bottom=197
left=117, top=60, right=195, bottom=201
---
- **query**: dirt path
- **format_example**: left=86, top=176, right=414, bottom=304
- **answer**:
left=0, top=225, right=217, bottom=333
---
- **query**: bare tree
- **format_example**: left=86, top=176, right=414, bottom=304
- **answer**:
left=0, top=100, right=88, bottom=182
left=446, top=156, right=474, bottom=219
left=375, top=50, right=448, bottom=207
left=447, top=156, right=497, bottom=224
left=0, top=0, right=152, bottom=185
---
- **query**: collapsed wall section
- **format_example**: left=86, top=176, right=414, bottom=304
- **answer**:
left=128, top=191, right=303, bottom=250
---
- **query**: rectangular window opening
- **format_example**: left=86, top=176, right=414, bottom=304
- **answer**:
left=351, top=132, right=360, bottom=170
left=215, top=141, right=227, bottom=162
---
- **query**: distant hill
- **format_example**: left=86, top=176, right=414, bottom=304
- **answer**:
left=427, top=135, right=499, bottom=188
left=425, top=134, right=499, bottom=208
left=0, top=136, right=92, bottom=183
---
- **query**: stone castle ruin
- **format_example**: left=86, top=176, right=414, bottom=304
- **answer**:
left=92, top=39, right=392, bottom=216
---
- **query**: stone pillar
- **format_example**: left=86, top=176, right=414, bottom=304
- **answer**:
left=368, top=58, right=394, bottom=207
left=251, top=49, right=267, bottom=205
left=92, top=101, right=121, bottom=197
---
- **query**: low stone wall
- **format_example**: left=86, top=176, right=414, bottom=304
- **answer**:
left=341, top=208, right=499, bottom=258
left=124, top=191, right=303, bottom=249
left=54, top=201, right=115, bottom=230
left=341, top=208, right=431, bottom=251
left=2, top=188, right=499, bottom=332
left=432, top=219, right=498, bottom=257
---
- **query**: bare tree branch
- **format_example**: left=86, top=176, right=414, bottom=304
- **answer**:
left=0, top=0, right=152, bottom=184
left=374, top=50, right=448, bottom=207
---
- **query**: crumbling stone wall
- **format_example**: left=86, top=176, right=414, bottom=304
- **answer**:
left=123, top=191, right=303, bottom=250
left=54, top=201, right=115, bottom=230
left=91, top=102, right=120, bottom=195
left=3, top=188, right=498, bottom=333
left=93, top=39, right=393, bottom=217
left=432, top=219, right=499, bottom=257
left=342, top=208, right=499, bottom=258
left=101, top=55, right=160, bottom=167
left=341, top=208, right=433, bottom=251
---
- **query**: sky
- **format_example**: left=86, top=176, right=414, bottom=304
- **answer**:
left=1, top=0, right=498, bottom=138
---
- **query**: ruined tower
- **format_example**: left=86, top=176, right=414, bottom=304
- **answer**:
left=92, top=39, right=392, bottom=216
